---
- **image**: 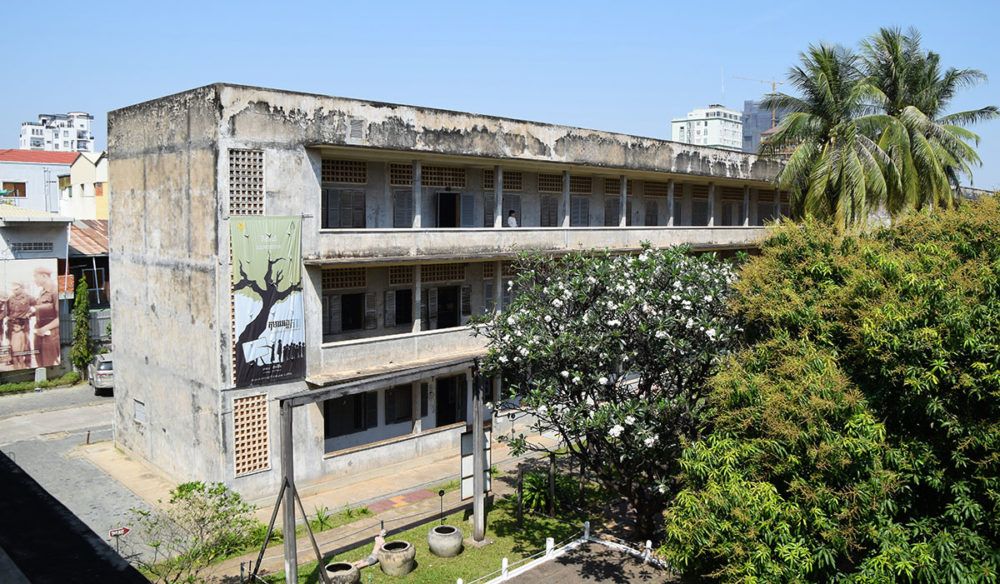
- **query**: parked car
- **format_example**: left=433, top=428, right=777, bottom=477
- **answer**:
left=88, top=353, right=114, bottom=395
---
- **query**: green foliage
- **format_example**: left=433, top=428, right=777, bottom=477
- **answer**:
left=519, top=471, right=577, bottom=514
left=126, top=481, right=257, bottom=583
left=479, top=245, right=740, bottom=537
left=0, top=371, right=80, bottom=395
left=666, top=198, right=1000, bottom=581
left=69, top=274, right=92, bottom=371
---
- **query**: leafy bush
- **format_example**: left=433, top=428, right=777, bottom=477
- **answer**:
left=520, top=471, right=577, bottom=514
left=0, top=371, right=81, bottom=395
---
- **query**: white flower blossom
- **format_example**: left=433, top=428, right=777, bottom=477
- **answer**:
left=506, top=317, right=516, bottom=325
left=560, top=370, right=570, bottom=378
left=573, top=376, right=582, bottom=384
left=518, top=347, right=530, bottom=357
left=607, top=319, right=621, bottom=327
left=706, top=328, right=717, bottom=340
left=624, top=415, right=636, bottom=425
left=644, top=435, right=659, bottom=447
left=655, top=330, right=668, bottom=339
left=544, top=315, right=552, bottom=323
left=538, top=405, right=548, bottom=415
left=598, top=376, right=609, bottom=385
left=499, top=355, right=509, bottom=363
left=552, top=298, right=564, bottom=308
left=608, top=424, right=624, bottom=438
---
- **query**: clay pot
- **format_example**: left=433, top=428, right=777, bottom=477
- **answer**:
left=427, top=524, right=463, bottom=557
left=377, top=540, right=416, bottom=576
left=324, top=562, right=360, bottom=584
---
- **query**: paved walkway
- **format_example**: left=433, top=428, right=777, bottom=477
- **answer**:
left=508, top=542, right=675, bottom=583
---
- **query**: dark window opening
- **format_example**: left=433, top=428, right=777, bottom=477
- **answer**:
left=394, top=289, right=412, bottom=326
left=324, top=392, right=378, bottom=438
left=384, top=384, right=413, bottom=424
left=435, top=374, right=467, bottom=426
left=437, top=192, right=459, bottom=228
left=322, top=189, right=366, bottom=228
left=341, top=293, right=365, bottom=331
left=436, top=286, right=461, bottom=329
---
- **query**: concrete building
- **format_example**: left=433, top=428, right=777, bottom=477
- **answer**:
left=671, top=104, right=743, bottom=152
left=0, top=150, right=77, bottom=214
left=742, top=100, right=790, bottom=154
left=20, top=112, right=95, bottom=153
left=62, top=152, right=109, bottom=220
left=108, top=83, right=788, bottom=500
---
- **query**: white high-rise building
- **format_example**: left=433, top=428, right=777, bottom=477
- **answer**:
left=19, top=112, right=95, bottom=152
left=671, top=104, right=743, bottom=152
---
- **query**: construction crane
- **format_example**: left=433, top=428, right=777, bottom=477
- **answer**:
left=733, top=76, right=785, bottom=128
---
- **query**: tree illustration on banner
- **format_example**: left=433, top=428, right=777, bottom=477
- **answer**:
left=230, top=217, right=305, bottom=387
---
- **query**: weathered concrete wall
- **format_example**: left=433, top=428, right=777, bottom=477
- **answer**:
left=108, top=85, right=230, bottom=484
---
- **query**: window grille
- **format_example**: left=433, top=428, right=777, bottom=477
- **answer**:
left=233, top=394, right=270, bottom=476
left=569, top=176, right=592, bottom=194
left=389, top=163, right=413, bottom=186
left=645, top=181, right=670, bottom=197
left=720, top=186, right=744, bottom=200
left=321, top=160, right=367, bottom=184
left=422, top=263, right=466, bottom=283
left=603, top=178, right=636, bottom=195
left=322, top=268, right=366, bottom=290
left=229, top=149, right=264, bottom=215
left=537, top=173, right=563, bottom=193
left=389, top=266, right=414, bottom=286
left=10, top=242, right=53, bottom=253
left=482, top=262, right=495, bottom=280
left=691, top=184, right=710, bottom=198
left=422, top=166, right=466, bottom=188
left=483, top=170, right=523, bottom=191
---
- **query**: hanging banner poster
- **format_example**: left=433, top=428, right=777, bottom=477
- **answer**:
left=0, top=258, right=60, bottom=371
left=230, top=216, right=304, bottom=387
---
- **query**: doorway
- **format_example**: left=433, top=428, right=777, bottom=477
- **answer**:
left=436, top=286, right=461, bottom=328
left=435, top=374, right=467, bottom=426
left=437, top=192, right=459, bottom=227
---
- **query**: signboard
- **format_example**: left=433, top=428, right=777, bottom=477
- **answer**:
left=230, top=217, right=305, bottom=388
left=460, top=428, right=492, bottom=501
left=0, top=259, right=60, bottom=371
left=108, top=527, right=130, bottom=538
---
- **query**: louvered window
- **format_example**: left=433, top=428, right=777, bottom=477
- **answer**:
left=570, top=196, right=590, bottom=227
left=483, top=170, right=523, bottom=191
left=229, top=149, right=264, bottom=215
left=233, top=394, right=270, bottom=476
left=604, top=198, right=632, bottom=226
left=321, top=160, right=367, bottom=184
left=540, top=195, right=559, bottom=227
left=537, top=173, right=563, bottom=193
left=645, top=181, right=670, bottom=197
left=645, top=199, right=660, bottom=226
left=322, top=189, right=365, bottom=228
left=603, top=178, right=636, bottom=195
left=393, top=190, right=413, bottom=228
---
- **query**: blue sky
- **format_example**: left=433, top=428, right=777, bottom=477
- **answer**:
left=4, top=0, right=999, bottom=187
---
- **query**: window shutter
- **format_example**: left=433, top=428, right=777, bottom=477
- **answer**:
left=421, top=289, right=429, bottom=326
left=352, top=191, right=366, bottom=227
left=540, top=196, right=558, bottom=227
left=323, top=189, right=341, bottom=228
left=364, top=292, right=377, bottom=329
left=393, top=190, right=412, bottom=228
left=327, top=294, right=341, bottom=334
left=340, top=192, right=353, bottom=229
left=604, top=198, right=618, bottom=226
left=461, top=285, right=472, bottom=318
left=503, top=194, right=521, bottom=222
left=384, top=290, right=396, bottom=327
left=364, top=392, right=378, bottom=429
left=626, top=201, right=633, bottom=226
left=384, top=390, right=396, bottom=425
left=483, top=281, right=494, bottom=313
left=420, top=383, right=428, bottom=417
left=484, top=194, right=495, bottom=227
left=645, top=199, right=659, bottom=226
left=428, top=287, right=439, bottom=320
left=571, top=197, right=589, bottom=227
left=461, top=193, right=476, bottom=227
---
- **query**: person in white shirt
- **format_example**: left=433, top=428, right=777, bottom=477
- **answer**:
left=507, top=210, right=518, bottom=228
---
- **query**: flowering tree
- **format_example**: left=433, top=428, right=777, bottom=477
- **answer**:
left=478, top=246, right=740, bottom=538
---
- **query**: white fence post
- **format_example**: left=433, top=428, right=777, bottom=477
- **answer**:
left=643, top=540, right=652, bottom=563
left=502, top=557, right=509, bottom=579
left=546, top=537, right=555, bottom=556
left=457, top=579, right=463, bottom=584
left=584, top=520, right=590, bottom=540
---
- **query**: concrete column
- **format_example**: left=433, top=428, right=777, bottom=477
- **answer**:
left=666, top=180, right=675, bottom=227
left=743, top=185, right=751, bottom=227
left=472, top=367, right=485, bottom=541
left=774, top=188, right=782, bottom=220
left=412, top=264, right=422, bottom=333
left=493, top=166, right=504, bottom=229
left=682, top=183, right=693, bottom=226
left=493, top=260, right=503, bottom=313
left=280, top=401, right=297, bottom=584
left=412, top=160, right=422, bottom=229
left=707, top=183, right=716, bottom=227
left=411, top=380, right=422, bottom=434
left=619, top=175, right=628, bottom=228
left=561, top=170, right=571, bottom=228
left=750, top=188, right=759, bottom=226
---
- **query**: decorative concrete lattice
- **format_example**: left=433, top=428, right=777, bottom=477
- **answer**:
left=389, top=265, right=415, bottom=286
left=389, top=163, right=413, bottom=186
left=228, top=149, right=265, bottom=215
left=422, top=166, right=466, bottom=188
left=10, top=242, right=54, bottom=252
left=604, top=178, right=636, bottom=195
left=482, top=262, right=495, bottom=280
left=569, top=176, right=592, bottom=195
left=645, top=181, right=670, bottom=197
left=691, top=184, right=710, bottom=198
left=233, top=394, right=270, bottom=476
left=537, top=173, right=563, bottom=193
left=483, top=170, right=524, bottom=192
left=322, top=160, right=367, bottom=184
left=422, top=263, right=466, bottom=283
left=322, top=268, right=366, bottom=290
left=720, top=186, right=745, bottom=200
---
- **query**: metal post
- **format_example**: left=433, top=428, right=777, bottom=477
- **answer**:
left=548, top=452, right=556, bottom=517
left=666, top=180, right=675, bottom=227
left=619, top=175, right=627, bottom=227
left=412, top=160, right=422, bottom=229
left=561, top=170, right=571, bottom=228
left=472, top=363, right=486, bottom=541
left=494, top=166, right=504, bottom=228
left=280, top=401, right=297, bottom=584
left=516, top=466, right=524, bottom=528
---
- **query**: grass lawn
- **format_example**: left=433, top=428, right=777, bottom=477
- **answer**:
left=266, top=497, right=585, bottom=584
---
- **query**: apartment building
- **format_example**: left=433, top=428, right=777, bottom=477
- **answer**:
left=20, top=112, right=95, bottom=153
left=671, top=104, right=744, bottom=152
left=108, top=84, right=786, bottom=499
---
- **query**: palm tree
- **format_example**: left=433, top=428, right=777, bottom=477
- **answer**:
left=760, top=44, right=894, bottom=230
left=861, top=27, right=999, bottom=213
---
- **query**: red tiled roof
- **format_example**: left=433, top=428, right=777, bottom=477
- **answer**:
left=69, top=219, right=108, bottom=256
left=0, top=149, right=79, bottom=165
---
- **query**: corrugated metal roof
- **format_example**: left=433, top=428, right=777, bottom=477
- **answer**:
left=69, top=220, right=108, bottom=256
left=0, top=149, right=79, bottom=165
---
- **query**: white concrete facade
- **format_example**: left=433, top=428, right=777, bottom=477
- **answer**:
left=109, top=84, right=786, bottom=500
left=62, top=152, right=108, bottom=220
left=19, top=112, right=95, bottom=153
left=0, top=160, right=72, bottom=214
left=672, top=104, right=743, bottom=152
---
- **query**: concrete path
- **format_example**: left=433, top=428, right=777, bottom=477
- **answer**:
left=0, top=402, right=112, bottom=446
left=0, top=382, right=106, bottom=420
left=508, top=542, right=675, bottom=583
